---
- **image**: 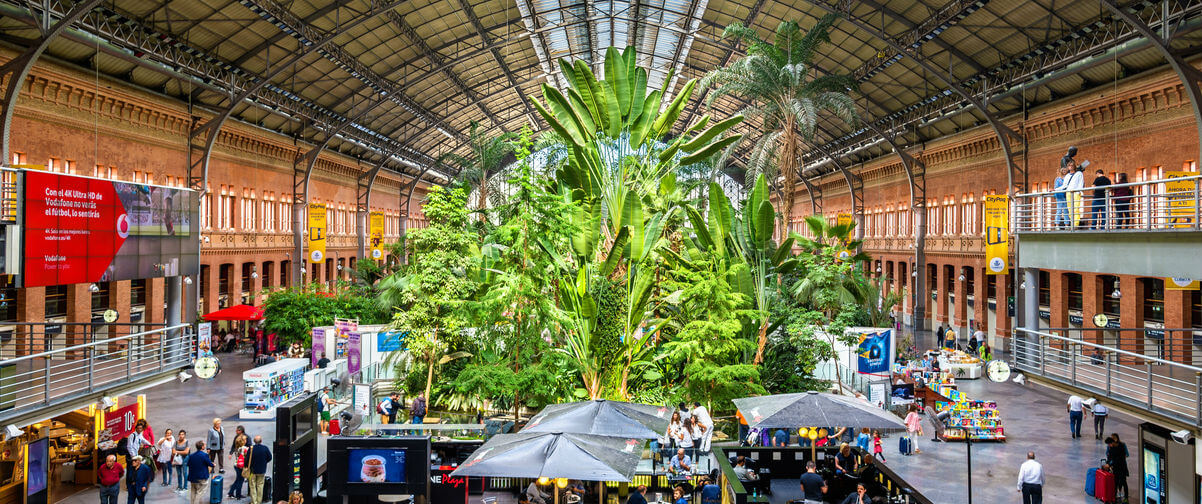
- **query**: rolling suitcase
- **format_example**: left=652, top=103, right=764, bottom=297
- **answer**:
left=1094, top=468, right=1116, bottom=503
left=329, top=417, right=340, bottom=435
left=210, top=475, right=224, bottom=504
left=262, top=476, right=272, bottom=503
left=1085, top=467, right=1097, bottom=496
left=898, top=436, right=913, bottom=456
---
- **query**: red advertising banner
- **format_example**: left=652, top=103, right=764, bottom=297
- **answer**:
left=23, top=171, right=199, bottom=287
left=103, top=403, right=139, bottom=441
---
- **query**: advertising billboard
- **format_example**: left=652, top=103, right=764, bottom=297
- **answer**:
left=851, top=328, right=894, bottom=375
left=22, top=171, right=198, bottom=287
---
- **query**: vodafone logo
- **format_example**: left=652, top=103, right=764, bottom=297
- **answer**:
left=116, top=214, right=130, bottom=239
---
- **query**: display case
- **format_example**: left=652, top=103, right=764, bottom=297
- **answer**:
left=935, top=398, right=1006, bottom=442
left=242, top=358, right=309, bottom=419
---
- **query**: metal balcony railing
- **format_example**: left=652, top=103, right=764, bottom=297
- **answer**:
left=1010, top=328, right=1202, bottom=426
left=1013, top=174, right=1202, bottom=232
left=0, top=324, right=194, bottom=423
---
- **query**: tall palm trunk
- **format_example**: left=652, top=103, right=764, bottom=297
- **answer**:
left=477, top=173, right=489, bottom=222
left=752, top=318, right=770, bottom=365
left=780, top=116, right=799, bottom=234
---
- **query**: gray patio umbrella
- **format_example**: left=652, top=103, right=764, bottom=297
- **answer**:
left=450, top=431, right=643, bottom=482
left=733, top=391, right=906, bottom=430
left=521, top=399, right=672, bottom=439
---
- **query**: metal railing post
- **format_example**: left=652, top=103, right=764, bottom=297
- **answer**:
left=87, top=345, right=95, bottom=392
left=1040, top=334, right=1046, bottom=376
left=1071, top=344, right=1077, bottom=385
left=1194, top=179, right=1200, bottom=231
left=42, top=357, right=50, bottom=405
left=1146, top=188, right=1153, bottom=230
left=1146, top=361, right=1154, bottom=409
left=1196, top=372, right=1201, bottom=424
left=159, top=329, right=165, bottom=372
left=1106, top=352, right=1112, bottom=393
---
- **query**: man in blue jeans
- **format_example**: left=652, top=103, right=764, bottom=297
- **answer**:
left=98, top=454, right=124, bottom=504
left=409, top=392, right=426, bottom=435
left=1067, top=395, right=1084, bottom=439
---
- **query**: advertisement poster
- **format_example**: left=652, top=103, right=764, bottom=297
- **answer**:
left=353, top=384, right=371, bottom=418
left=103, top=403, right=139, bottom=441
left=308, top=203, right=326, bottom=264
left=377, top=331, right=407, bottom=352
left=369, top=211, right=385, bottom=260
left=348, top=448, right=406, bottom=483
left=25, top=437, right=47, bottom=496
left=22, top=171, right=199, bottom=287
left=347, top=332, right=361, bottom=375
left=197, top=322, right=212, bottom=360
left=1166, top=171, right=1197, bottom=228
left=1143, top=447, right=1163, bottom=504
left=311, top=328, right=326, bottom=368
left=983, top=195, right=1009, bottom=274
left=334, top=319, right=358, bottom=360
left=853, top=328, right=893, bottom=375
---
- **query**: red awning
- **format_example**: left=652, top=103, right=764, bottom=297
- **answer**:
left=202, top=304, right=264, bottom=321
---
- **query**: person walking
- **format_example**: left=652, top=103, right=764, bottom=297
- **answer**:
left=904, top=405, right=923, bottom=454
left=186, top=441, right=215, bottom=504
left=1112, top=173, right=1134, bottom=228
left=799, top=460, right=827, bottom=504
left=172, top=431, right=190, bottom=492
left=1091, top=401, right=1109, bottom=440
left=98, top=454, right=124, bottom=504
left=387, top=392, right=403, bottom=424
left=1107, top=434, right=1130, bottom=502
left=409, top=392, right=427, bottom=433
left=1017, top=451, right=1044, bottom=504
left=1053, top=166, right=1071, bottom=228
left=228, top=426, right=249, bottom=500
left=377, top=394, right=393, bottom=424
left=125, top=456, right=152, bottom=504
left=735, top=410, right=749, bottom=447
left=871, top=430, right=885, bottom=462
left=1067, top=394, right=1084, bottom=438
left=156, top=429, right=174, bottom=487
left=207, top=418, right=226, bottom=474
left=692, top=401, right=714, bottom=454
left=1089, top=168, right=1112, bottom=229
left=247, top=436, right=272, bottom=504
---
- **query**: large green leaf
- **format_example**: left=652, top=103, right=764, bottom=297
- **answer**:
left=651, top=78, right=696, bottom=139
left=529, top=96, right=581, bottom=147
left=601, top=226, right=630, bottom=276
left=605, top=47, right=631, bottom=117
left=630, top=89, right=661, bottom=148
left=681, top=115, right=744, bottom=152
left=542, top=84, right=589, bottom=144
left=622, top=196, right=645, bottom=262
left=566, top=88, right=598, bottom=133
left=679, top=134, right=742, bottom=165
left=601, top=80, right=622, bottom=137
left=754, top=200, right=774, bottom=244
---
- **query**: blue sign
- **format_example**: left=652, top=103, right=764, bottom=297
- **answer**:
left=376, top=331, right=408, bottom=352
left=348, top=448, right=406, bottom=483
left=855, top=329, right=892, bottom=375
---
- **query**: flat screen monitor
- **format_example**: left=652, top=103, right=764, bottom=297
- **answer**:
left=348, top=449, right=407, bottom=483
left=891, top=383, right=914, bottom=399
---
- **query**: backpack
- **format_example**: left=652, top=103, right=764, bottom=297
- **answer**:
left=377, top=399, right=390, bottom=415
left=317, top=394, right=326, bottom=412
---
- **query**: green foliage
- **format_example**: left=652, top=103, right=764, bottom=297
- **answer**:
left=262, top=285, right=387, bottom=346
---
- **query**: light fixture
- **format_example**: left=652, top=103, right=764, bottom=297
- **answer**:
left=337, top=264, right=343, bottom=271
left=100, top=396, right=116, bottom=409
left=4, top=425, right=21, bottom=438
left=1111, top=288, right=1122, bottom=299
left=251, top=272, right=259, bottom=279
left=537, top=477, right=550, bottom=485
left=1020, top=281, right=1027, bottom=289
left=300, top=267, right=307, bottom=274
left=177, top=371, right=192, bottom=383
left=556, top=478, right=569, bottom=488
left=876, top=266, right=882, bottom=273
left=958, top=274, right=966, bottom=282
left=88, top=283, right=100, bottom=293
left=184, top=276, right=193, bottom=285
left=203, top=236, right=211, bottom=244
left=911, top=271, right=917, bottom=278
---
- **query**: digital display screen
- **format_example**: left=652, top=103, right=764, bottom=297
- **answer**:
left=26, top=437, right=47, bottom=495
left=22, top=171, right=199, bottom=287
left=348, top=449, right=406, bottom=483
left=294, top=405, right=313, bottom=439
left=1144, top=446, right=1163, bottom=504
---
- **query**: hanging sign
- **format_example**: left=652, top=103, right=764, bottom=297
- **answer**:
left=983, top=195, right=1009, bottom=275
left=1165, top=171, right=1197, bottom=228
left=307, top=203, right=326, bottom=264
left=103, top=404, right=139, bottom=441
left=347, top=331, right=362, bottom=375
left=311, top=328, right=326, bottom=368
left=1167, top=277, right=1200, bottom=290
left=197, top=322, right=213, bottom=360
left=369, top=212, right=385, bottom=260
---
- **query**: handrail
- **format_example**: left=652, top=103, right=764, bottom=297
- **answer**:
left=1015, top=174, right=1202, bottom=198
left=1015, top=327, right=1202, bottom=372
left=1013, top=173, right=1202, bottom=232
left=0, top=323, right=190, bottom=365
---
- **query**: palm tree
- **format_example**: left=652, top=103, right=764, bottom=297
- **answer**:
left=702, top=14, right=857, bottom=229
left=443, top=121, right=518, bottom=220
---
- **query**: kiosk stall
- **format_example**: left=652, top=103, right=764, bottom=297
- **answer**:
left=243, top=358, right=309, bottom=419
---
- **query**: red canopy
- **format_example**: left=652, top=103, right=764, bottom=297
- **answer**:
left=202, top=304, right=264, bottom=321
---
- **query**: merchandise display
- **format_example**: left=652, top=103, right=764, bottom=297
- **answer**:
left=932, top=384, right=1006, bottom=442
left=242, top=358, right=309, bottom=419
left=937, top=349, right=984, bottom=380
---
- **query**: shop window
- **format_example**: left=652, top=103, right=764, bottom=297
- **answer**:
left=1101, top=276, right=1121, bottom=316
left=131, top=279, right=146, bottom=307
left=1067, top=273, right=1083, bottom=311
left=241, top=263, right=253, bottom=292
left=987, top=275, right=997, bottom=302
left=1142, top=278, right=1165, bottom=323
left=0, top=277, right=15, bottom=321
left=1038, top=270, right=1050, bottom=306
left=1190, top=289, right=1200, bottom=328
left=45, top=285, right=67, bottom=318
left=91, top=281, right=110, bottom=310
left=218, top=264, right=231, bottom=299
left=11, top=151, right=26, bottom=165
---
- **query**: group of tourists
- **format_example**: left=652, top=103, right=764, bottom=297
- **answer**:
left=98, top=417, right=272, bottom=504
left=655, top=402, right=714, bottom=472
left=1053, top=146, right=1135, bottom=230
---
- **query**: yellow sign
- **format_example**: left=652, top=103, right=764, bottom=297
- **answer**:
left=1167, top=277, right=1200, bottom=290
left=1166, top=171, right=1197, bottom=228
left=307, top=203, right=326, bottom=264
left=369, top=211, right=385, bottom=260
left=983, top=195, right=1009, bottom=275
left=837, top=213, right=853, bottom=228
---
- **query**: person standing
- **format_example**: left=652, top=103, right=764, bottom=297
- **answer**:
left=799, top=460, right=827, bottom=504
left=318, top=387, right=336, bottom=433
left=1090, top=169, right=1112, bottom=229
left=156, top=429, right=174, bottom=487
left=315, top=352, right=330, bottom=369
left=735, top=410, right=749, bottom=447
left=904, top=405, right=923, bottom=454
left=1107, top=434, right=1130, bottom=501
left=99, top=454, right=125, bottom=504
left=409, top=392, right=427, bottom=429
left=1066, top=160, right=1086, bottom=227
left=125, top=456, right=152, bottom=504
left=1090, top=401, right=1109, bottom=440
left=1112, top=173, right=1134, bottom=228
left=126, top=422, right=150, bottom=468
left=186, top=441, right=215, bottom=504
left=377, top=394, right=393, bottom=424
left=1053, top=166, right=1071, bottom=228
left=247, top=436, right=272, bottom=504
left=172, top=431, right=190, bottom=492
left=207, top=418, right=226, bottom=474
left=1067, top=394, right=1084, bottom=438
left=1017, top=451, right=1044, bottom=504
left=692, top=401, right=714, bottom=454
left=228, top=426, right=249, bottom=500
left=387, top=392, right=402, bottom=424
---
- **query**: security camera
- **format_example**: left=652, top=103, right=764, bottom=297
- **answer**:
left=1012, top=372, right=1026, bottom=386
left=100, top=396, right=116, bottom=409
left=4, top=425, right=21, bottom=438
left=1171, top=429, right=1193, bottom=445
left=330, top=378, right=342, bottom=388
left=178, top=371, right=192, bottom=383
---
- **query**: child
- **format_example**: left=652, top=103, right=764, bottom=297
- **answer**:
left=872, top=430, right=885, bottom=462
left=857, top=427, right=871, bottom=453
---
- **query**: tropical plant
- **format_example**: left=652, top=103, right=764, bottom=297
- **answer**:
left=261, top=285, right=387, bottom=346
left=703, top=14, right=857, bottom=229
left=439, top=121, right=519, bottom=219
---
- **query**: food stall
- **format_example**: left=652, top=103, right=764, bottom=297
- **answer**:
left=937, top=349, right=984, bottom=379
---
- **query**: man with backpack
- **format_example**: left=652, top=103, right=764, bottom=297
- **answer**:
left=377, top=395, right=394, bottom=424
left=410, top=392, right=427, bottom=434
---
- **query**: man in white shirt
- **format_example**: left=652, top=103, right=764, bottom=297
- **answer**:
left=692, top=401, right=714, bottom=453
left=1017, top=451, right=1044, bottom=504
left=1067, top=395, right=1084, bottom=439
left=1091, top=401, right=1110, bottom=440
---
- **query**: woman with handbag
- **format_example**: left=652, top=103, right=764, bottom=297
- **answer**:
left=156, top=429, right=175, bottom=486
left=172, top=430, right=190, bottom=492
left=228, top=426, right=250, bottom=500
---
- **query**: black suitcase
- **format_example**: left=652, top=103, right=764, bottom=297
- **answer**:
left=262, top=476, right=272, bottom=503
